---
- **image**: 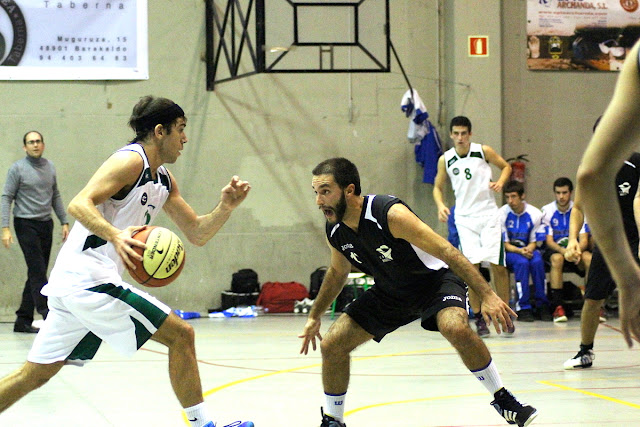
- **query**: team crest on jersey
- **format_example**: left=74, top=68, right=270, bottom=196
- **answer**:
left=619, top=181, right=631, bottom=196
left=350, top=252, right=362, bottom=264
left=141, top=192, right=148, bottom=205
left=376, top=245, right=393, bottom=262
left=452, top=168, right=460, bottom=176
left=144, top=204, right=156, bottom=225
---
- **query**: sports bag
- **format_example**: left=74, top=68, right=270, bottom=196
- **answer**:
left=309, top=266, right=327, bottom=300
left=231, top=268, right=260, bottom=294
left=257, top=281, right=309, bottom=313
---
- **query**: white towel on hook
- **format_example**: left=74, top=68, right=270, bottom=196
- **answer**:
left=401, top=89, right=429, bottom=143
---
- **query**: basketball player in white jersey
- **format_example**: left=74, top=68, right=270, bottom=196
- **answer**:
left=434, top=116, right=512, bottom=337
left=0, top=96, right=253, bottom=427
left=578, top=39, right=640, bottom=347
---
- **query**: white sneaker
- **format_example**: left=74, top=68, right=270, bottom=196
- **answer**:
left=563, top=349, right=594, bottom=369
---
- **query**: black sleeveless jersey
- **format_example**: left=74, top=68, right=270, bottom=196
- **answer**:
left=616, top=153, right=640, bottom=243
left=326, top=195, right=447, bottom=292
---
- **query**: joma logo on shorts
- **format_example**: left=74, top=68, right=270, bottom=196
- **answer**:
left=341, top=243, right=354, bottom=250
left=442, top=295, right=462, bottom=302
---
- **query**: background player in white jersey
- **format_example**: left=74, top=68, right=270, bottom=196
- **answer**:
left=0, top=96, right=253, bottom=427
left=433, top=116, right=512, bottom=337
left=578, top=39, right=640, bottom=347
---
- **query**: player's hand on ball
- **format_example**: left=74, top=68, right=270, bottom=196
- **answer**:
left=221, top=176, right=251, bottom=209
left=114, top=225, right=147, bottom=270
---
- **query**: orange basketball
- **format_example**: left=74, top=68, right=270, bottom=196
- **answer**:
left=127, top=226, right=186, bottom=287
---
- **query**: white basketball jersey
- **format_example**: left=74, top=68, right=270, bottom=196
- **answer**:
left=444, top=142, right=497, bottom=216
left=44, top=144, right=172, bottom=296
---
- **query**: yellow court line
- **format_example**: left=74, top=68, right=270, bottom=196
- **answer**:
left=200, top=337, right=586, bottom=398
left=344, top=392, right=487, bottom=416
left=538, top=380, right=640, bottom=409
left=202, top=347, right=456, bottom=397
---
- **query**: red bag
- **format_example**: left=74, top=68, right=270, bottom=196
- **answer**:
left=257, top=282, right=309, bottom=313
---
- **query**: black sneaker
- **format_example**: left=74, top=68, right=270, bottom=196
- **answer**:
left=538, top=305, right=553, bottom=322
left=517, top=309, right=535, bottom=322
left=320, top=408, right=346, bottom=427
left=491, top=388, right=538, bottom=426
left=13, top=323, right=39, bottom=333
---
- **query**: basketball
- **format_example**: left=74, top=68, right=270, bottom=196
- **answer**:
left=127, top=226, right=186, bottom=287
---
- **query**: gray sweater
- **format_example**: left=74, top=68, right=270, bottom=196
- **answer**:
left=1, top=156, right=68, bottom=228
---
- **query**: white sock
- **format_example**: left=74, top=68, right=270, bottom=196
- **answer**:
left=471, top=359, right=504, bottom=395
left=184, top=402, right=211, bottom=427
left=324, top=392, right=346, bottom=421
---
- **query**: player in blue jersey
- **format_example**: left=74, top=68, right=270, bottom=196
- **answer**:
left=501, top=181, right=551, bottom=322
left=300, top=158, right=537, bottom=427
left=541, top=177, right=592, bottom=322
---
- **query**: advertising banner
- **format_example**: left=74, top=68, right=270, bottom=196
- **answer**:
left=0, top=0, right=148, bottom=80
left=527, top=0, right=640, bottom=71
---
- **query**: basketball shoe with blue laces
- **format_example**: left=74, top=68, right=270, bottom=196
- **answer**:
left=490, top=388, right=538, bottom=426
left=320, top=408, right=346, bottom=427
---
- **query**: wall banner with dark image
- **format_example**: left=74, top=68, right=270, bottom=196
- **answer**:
left=528, top=0, right=640, bottom=71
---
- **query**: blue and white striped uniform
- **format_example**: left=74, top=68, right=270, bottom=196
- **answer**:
left=500, top=203, right=548, bottom=311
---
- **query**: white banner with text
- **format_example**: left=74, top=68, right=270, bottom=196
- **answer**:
left=0, top=0, right=148, bottom=80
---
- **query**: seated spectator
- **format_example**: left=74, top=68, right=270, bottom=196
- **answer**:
left=541, top=177, right=592, bottom=322
left=501, top=181, right=551, bottom=322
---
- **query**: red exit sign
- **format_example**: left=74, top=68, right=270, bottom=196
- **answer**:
left=469, top=36, right=489, bottom=57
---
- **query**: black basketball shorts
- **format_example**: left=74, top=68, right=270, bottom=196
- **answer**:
left=344, top=269, right=468, bottom=342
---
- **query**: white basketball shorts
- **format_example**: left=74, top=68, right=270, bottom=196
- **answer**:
left=28, top=281, right=171, bottom=366
left=454, top=211, right=506, bottom=266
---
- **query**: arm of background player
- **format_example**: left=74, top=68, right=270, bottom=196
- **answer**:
left=433, top=155, right=451, bottom=222
left=483, top=145, right=512, bottom=193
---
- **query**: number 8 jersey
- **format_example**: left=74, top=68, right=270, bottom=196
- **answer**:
left=444, top=142, right=498, bottom=216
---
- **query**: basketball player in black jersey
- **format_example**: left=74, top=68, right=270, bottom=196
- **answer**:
left=564, top=151, right=640, bottom=369
left=564, top=114, right=640, bottom=369
left=299, top=158, right=538, bottom=427
left=578, top=39, right=640, bottom=348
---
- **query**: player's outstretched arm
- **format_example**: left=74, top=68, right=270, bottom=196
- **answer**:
left=299, top=243, right=350, bottom=355
left=164, top=174, right=251, bottom=246
left=387, top=204, right=515, bottom=334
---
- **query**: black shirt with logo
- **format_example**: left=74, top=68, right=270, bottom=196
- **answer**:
left=616, top=152, right=640, bottom=244
left=325, top=194, right=446, bottom=295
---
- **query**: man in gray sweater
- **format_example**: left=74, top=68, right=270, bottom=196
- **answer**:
left=1, top=131, right=69, bottom=333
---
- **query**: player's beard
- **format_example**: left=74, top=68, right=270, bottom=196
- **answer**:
left=326, top=192, right=348, bottom=224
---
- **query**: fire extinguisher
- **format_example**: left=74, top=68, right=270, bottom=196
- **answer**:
left=506, top=154, right=528, bottom=183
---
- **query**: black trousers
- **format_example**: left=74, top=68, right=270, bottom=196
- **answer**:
left=14, top=217, right=53, bottom=326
